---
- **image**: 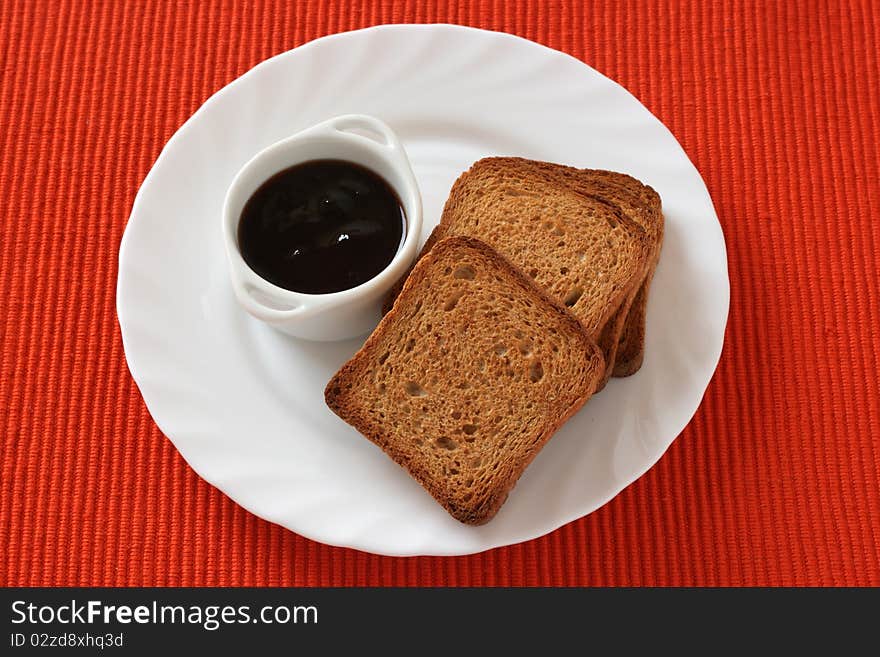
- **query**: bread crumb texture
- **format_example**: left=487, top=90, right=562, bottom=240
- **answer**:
left=326, top=236, right=603, bottom=524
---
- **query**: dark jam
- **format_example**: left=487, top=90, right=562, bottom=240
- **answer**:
left=237, top=160, right=405, bottom=294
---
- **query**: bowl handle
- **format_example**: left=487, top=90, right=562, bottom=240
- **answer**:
left=327, top=114, right=403, bottom=149
left=229, top=269, right=313, bottom=323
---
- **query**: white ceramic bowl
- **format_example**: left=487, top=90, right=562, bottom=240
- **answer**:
left=222, top=114, right=422, bottom=341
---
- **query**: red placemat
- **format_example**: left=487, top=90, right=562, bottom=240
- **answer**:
left=1, top=0, right=878, bottom=586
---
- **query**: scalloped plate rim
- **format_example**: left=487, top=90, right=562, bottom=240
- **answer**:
left=117, top=24, right=729, bottom=556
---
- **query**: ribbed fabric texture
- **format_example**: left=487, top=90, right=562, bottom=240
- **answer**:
left=1, top=0, right=878, bottom=586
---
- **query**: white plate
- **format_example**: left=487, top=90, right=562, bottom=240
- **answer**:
left=117, top=24, right=728, bottom=556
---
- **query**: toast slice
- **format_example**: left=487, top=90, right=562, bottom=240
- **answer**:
left=326, top=236, right=605, bottom=525
left=531, top=165, right=663, bottom=377
left=383, top=157, right=652, bottom=385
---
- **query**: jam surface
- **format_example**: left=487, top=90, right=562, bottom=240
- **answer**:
left=238, top=160, right=404, bottom=294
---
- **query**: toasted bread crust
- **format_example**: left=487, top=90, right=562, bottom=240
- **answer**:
left=383, top=158, right=653, bottom=381
left=327, top=236, right=604, bottom=524
left=487, top=158, right=659, bottom=386
left=577, top=170, right=663, bottom=377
